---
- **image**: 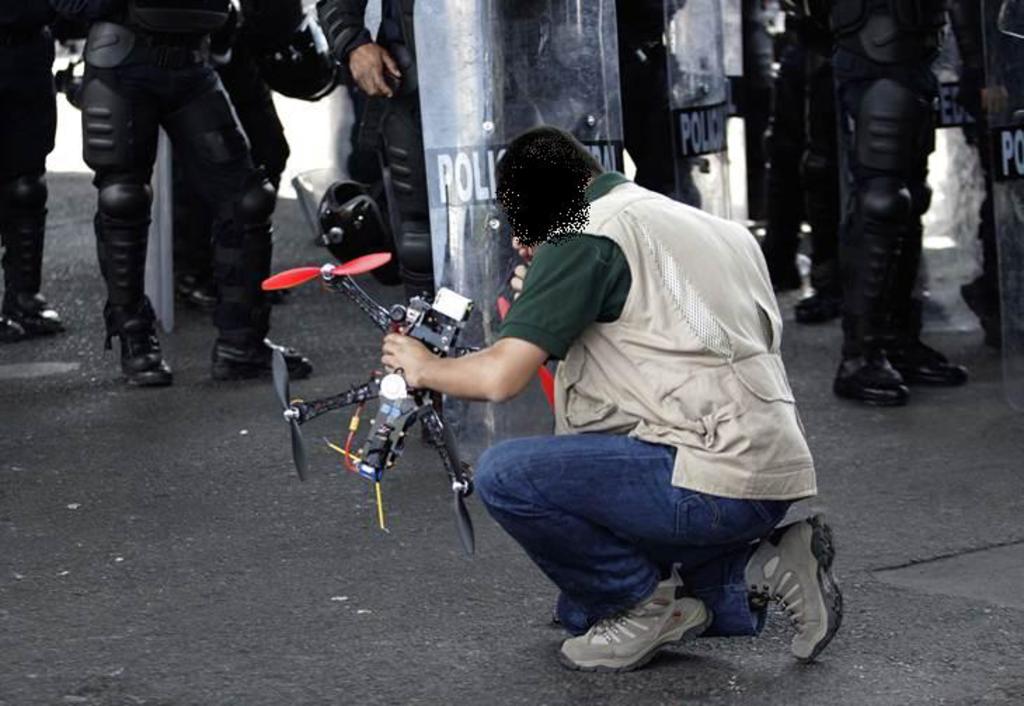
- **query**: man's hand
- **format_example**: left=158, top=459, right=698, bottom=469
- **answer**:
left=349, top=43, right=401, bottom=97
left=511, top=236, right=535, bottom=300
left=513, top=236, right=535, bottom=263
left=510, top=264, right=529, bottom=300
left=381, top=334, right=548, bottom=403
left=381, top=333, right=436, bottom=388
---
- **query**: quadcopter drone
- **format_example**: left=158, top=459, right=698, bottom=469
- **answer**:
left=261, top=253, right=478, bottom=554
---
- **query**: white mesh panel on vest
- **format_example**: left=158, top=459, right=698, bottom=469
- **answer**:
left=639, top=226, right=734, bottom=359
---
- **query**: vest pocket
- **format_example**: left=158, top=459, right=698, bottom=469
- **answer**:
left=731, top=354, right=795, bottom=404
left=560, top=350, right=617, bottom=426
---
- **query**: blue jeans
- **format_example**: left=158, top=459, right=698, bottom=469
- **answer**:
left=474, top=434, right=790, bottom=636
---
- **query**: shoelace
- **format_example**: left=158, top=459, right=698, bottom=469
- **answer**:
left=750, top=580, right=807, bottom=630
left=593, top=603, right=665, bottom=642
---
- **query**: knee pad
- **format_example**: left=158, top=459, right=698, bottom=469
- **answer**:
left=235, top=176, right=277, bottom=226
left=98, top=182, right=153, bottom=221
left=395, top=222, right=433, bottom=279
left=0, top=174, right=47, bottom=213
left=856, top=79, right=931, bottom=173
left=860, top=177, right=912, bottom=226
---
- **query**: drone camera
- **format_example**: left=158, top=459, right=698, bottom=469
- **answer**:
left=402, top=288, right=474, bottom=356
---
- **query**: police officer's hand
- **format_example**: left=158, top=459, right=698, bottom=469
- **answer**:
left=349, top=43, right=401, bottom=97
left=982, top=85, right=1009, bottom=116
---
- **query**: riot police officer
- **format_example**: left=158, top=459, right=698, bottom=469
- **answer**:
left=763, top=8, right=841, bottom=323
left=950, top=1, right=1002, bottom=348
left=763, top=22, right=809, bottom=292
left=318, top=0, right=434, bottom=300
left=616, top=0, right=676, bottom=197
left=50, top=0, right=312, bottom=387
left=0, top=1, right=63, bottom=343
left=829, top=0, right=968, bottom=405
left=796, top=11, right=842, bottom=325
left=174, top=1, right=337, bottom=310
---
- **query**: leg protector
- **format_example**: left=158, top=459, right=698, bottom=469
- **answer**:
left=802, top=58, right=841, bottom=297
left=762, top=42, right=807, bottom=289
left=841, top=77, right=932, bottom=356
left=841, top=175, right=911, bottom=355
left=212, top=173, right=276, bottom=343
left=394, top=221, right=434, bottom=299
left=380, top=93, right=434, bottom=295
left=0, top=173, right=63, bottom=335
left=95, top=180, right=153, bottom=314
left=0, top=174, right=48, bottom=295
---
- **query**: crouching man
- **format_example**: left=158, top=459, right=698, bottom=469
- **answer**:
left=381, top=127, right=842, bottom=672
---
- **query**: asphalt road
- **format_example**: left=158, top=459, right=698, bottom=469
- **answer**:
left=1, top=173, right=1023, bottom=706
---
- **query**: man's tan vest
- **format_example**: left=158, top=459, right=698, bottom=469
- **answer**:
left=554, top=181, right=816, bottom=500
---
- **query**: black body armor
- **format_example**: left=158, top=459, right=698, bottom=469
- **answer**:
left=832, top=0, right=949, bottom=63
left=127, top=0, right=230, bottom=34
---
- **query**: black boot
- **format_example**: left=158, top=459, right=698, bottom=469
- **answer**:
left=833, top=351, right=909, bottom=406
left=175, top=272, right=218, bottom=311
left=886, top=340, right=968, bottom=386
left=795, top=291, right=841, bottom=325
left=961, top=278, right=1001, bottom=349
left=211, top=336, right=312, bottom=381
left=95, top=196, right=171, bottom=386
left=888, top=299, right=969, bottom=386
left=105, top=301, right=173, bottom=387
left=2, top=291, right=63, bottom=336
left=1, top=204, right=63, bottom=337
left=0, top=314, right=26, bottom=343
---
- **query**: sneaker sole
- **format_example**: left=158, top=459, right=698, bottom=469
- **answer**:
left=558, top=605, right=714, bottom=673
left=798, top=514, right=843, bottom=663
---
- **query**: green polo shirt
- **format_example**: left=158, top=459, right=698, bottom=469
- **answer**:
left=498, top=172, right=633, bottom=360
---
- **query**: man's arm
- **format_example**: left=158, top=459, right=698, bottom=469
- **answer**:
left=50, top=0, right=122, bottom=22
left=317, top=0, right=371, bottom=64
left=317, top=0, right=400, bottom=96
left=381, top=335, right=549, bottom=403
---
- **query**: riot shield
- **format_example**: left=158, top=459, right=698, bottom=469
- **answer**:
left=920, top=23, right=986, bottom=333
left=665, top=0, right=732, bottom=216
left=414, top=0, right=624, bottom=455
left=983, top=0, right=1024, bottom=409
left=145, top=130, right=174, bottom=333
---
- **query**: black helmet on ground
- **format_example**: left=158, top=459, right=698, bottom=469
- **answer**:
left=318, top=182, right=401, bottom=286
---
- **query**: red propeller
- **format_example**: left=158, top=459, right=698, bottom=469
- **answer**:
left=262, top=267, right=323, bottom=291
left=331, top=252, right=393, bottom=277
left=261, top=252, right=393, bottom=291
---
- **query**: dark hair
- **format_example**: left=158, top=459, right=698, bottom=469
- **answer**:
left=495, top=127, right=603, bottom=248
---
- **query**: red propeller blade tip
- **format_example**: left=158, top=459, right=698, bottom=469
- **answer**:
left=331, top=252, right=393, bottom=277
left=262, top=267, right=323, bottom=291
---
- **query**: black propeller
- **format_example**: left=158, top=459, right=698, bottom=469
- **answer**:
left=272, top=348, right=308, bottom=481
left=439, top=414, right=475, bottom=555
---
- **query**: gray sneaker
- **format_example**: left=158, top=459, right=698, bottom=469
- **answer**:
left=746, top=514, right=842, bottom=662
left=558, top=580, right=712, bottom=672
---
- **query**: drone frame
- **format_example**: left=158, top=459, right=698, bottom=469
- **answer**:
left=264, top=256, right=476, bottom=554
